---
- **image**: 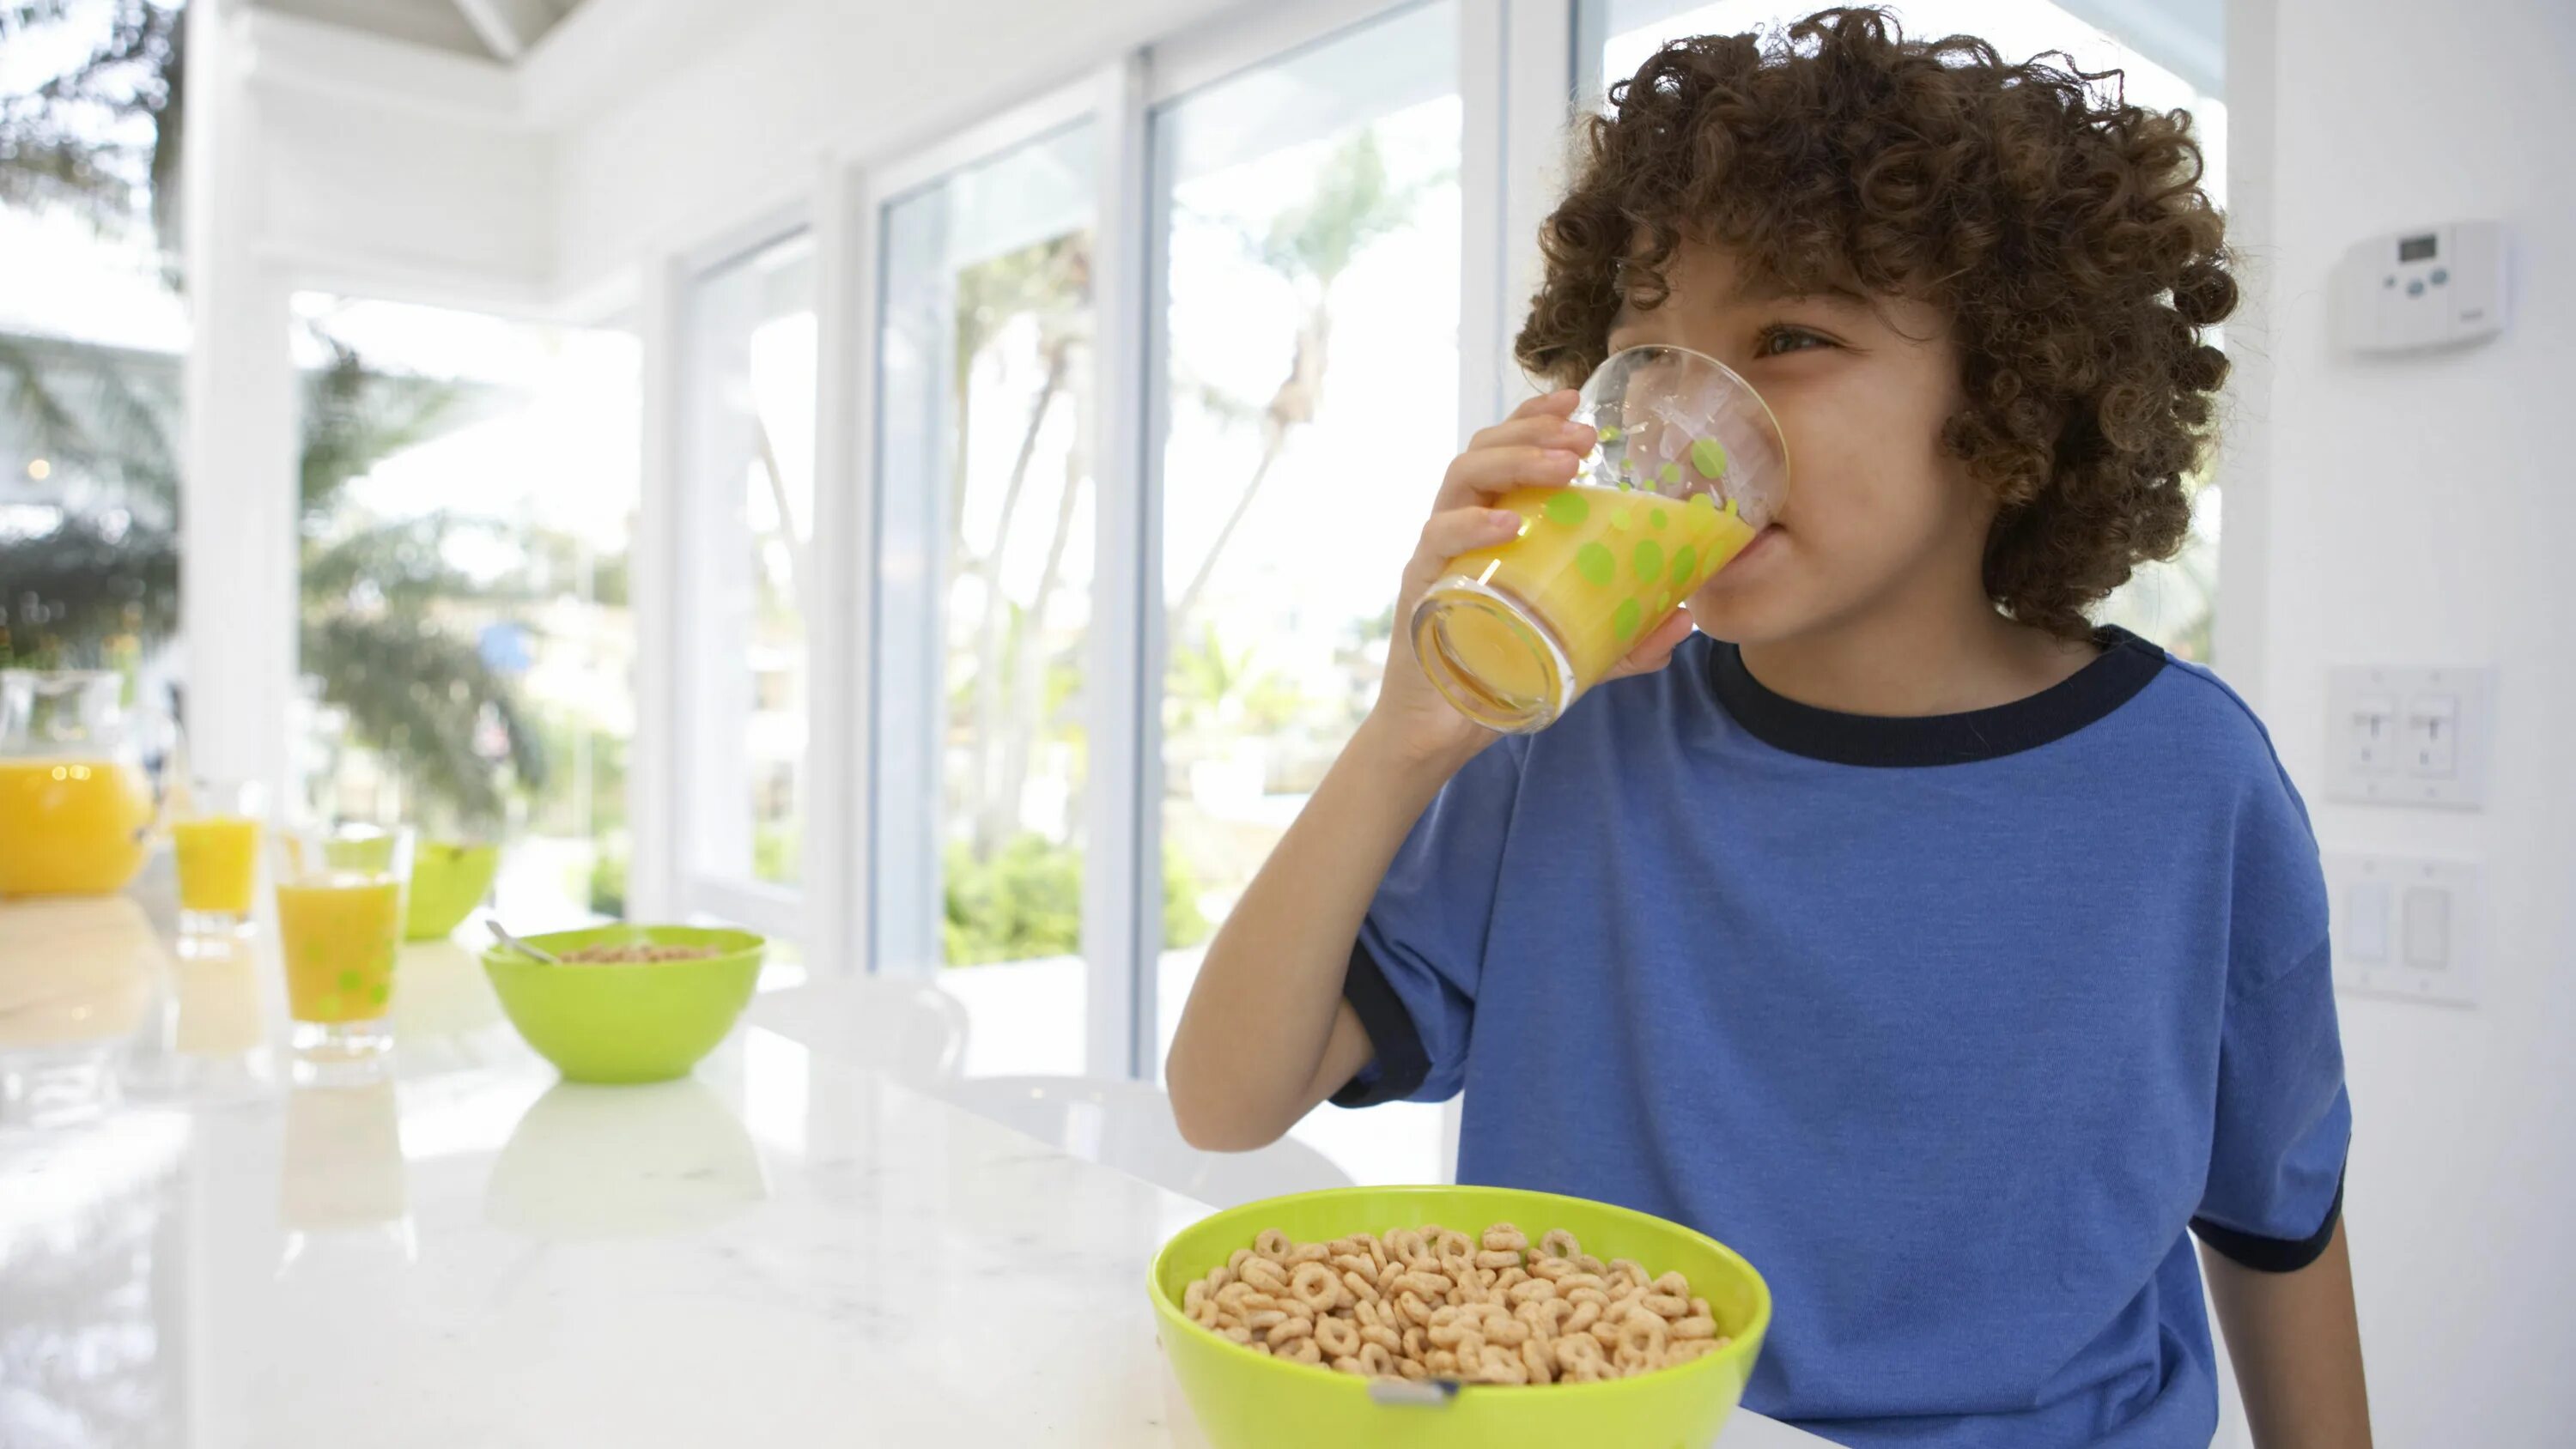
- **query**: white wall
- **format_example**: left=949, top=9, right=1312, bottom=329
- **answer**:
left=234, top=9, right=561, bottom=307
left=550, top=0, right=1239, bottom=285
left=259, top=88, right=552, bottom=298
left=2231, top=0, right=2576, bottom=1442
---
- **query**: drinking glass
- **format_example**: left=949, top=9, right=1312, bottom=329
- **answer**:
left=1412, top=345, right=1790, bottom=731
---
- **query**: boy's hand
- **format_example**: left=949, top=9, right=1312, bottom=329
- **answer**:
left=1368, top=389, right=1699, bottom=769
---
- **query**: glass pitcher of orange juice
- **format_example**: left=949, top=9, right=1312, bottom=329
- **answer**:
left=0, top=670, right=161, bottom=898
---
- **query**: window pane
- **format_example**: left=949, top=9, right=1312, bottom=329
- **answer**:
left=878, top=125, right=1098, bottom=1076
left=1151, top=1, right=1460, bottom=1181
left=0, top=0, right=189, bottom=851
left=685, top=235, right=817, bottom=892
left=1588, top=0, right=2226, bottom=658
left=292, top=294, right=641, bottom=930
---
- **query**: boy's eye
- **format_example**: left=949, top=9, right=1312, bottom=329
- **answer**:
left=1754, top=325, right=1834, bottom=356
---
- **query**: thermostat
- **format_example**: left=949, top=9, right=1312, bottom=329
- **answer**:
left=2330, top=220, right=2509, bottom=354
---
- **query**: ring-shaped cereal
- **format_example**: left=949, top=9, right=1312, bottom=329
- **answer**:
left=1617, top=1312, right=1669, bottom=1358
left=1522, top=1336, right=1558, bottom=1385
left=1291, top=1261, right=1340, bottom=1312
left=1190, top=1223, right=1725, bottom=1388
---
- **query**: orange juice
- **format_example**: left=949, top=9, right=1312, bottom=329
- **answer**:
left=174, top=815, right=261, bottom=914
left=1420, top=484, right=1760, bottom=717
left=0, top=758, right=153, bottom=897
left=276, top=875, right=403, bottom=1023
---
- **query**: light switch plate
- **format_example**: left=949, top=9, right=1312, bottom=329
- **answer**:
left=2324, top=666, right=2494, bottom=808
left=2323, top=852, right=2480, bottom=1006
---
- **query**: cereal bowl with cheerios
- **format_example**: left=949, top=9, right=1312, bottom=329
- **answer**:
left=478, top=925, right=764, bottom=1084
left=1150, top=1184, right=1770, bottom=1448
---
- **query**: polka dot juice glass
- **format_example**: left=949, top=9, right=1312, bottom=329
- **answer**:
left=272, top=824, right=414, bottom=1070
left=1413, top=344, right=1790, bottom=731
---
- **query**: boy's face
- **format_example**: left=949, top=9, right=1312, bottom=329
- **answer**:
left=1603, top=243, right=1992, bottom=646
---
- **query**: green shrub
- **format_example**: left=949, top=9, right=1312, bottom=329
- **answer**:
left=585, top=849, right=627, bottom=919
left=941, top=834, right=1212, bottom=965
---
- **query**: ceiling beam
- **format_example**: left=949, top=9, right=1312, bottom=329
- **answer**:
left=238, top=8, right=527, bottom=127
left=448, top=0, right=558, bottom=63
left=516, top=0, right=747, bottom=126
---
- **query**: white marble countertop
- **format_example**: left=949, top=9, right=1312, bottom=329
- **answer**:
left=0, top=897, right=1826, bottom=1448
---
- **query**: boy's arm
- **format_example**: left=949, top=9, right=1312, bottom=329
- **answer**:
left=2202, top=1218, right=2372, bottom=1449
left=1164, top=717, right=1473, bottom=1151
left=1164, top=389, right=1692, bottom=1152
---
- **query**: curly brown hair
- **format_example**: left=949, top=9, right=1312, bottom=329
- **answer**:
left=1516, top=7, right=2233, bottom=640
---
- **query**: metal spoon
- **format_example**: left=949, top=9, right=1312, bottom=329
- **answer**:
left=487, top=920, right=561, bottom=964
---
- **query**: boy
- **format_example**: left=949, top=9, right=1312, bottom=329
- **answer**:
left=1165, top=9, right=2369, bottom=1448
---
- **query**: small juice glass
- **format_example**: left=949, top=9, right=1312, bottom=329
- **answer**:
left=173, top=779, right=265, bottom=938
left=273, top=825, right=414, bottom=1070
left=1412, top=345, right=1791, bottom=731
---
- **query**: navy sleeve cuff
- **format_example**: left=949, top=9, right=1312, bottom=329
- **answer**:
left=1329, top=939, right=1430, bottom=1108
left=2191, top=1168, right=2346, bottom=1272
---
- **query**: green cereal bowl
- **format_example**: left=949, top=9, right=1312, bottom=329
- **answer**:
left=478, top=925, right=764, bottom=1084
left=405, top=839, right=501, bottom=940
left=1151, top=1185, right=1771, bottom=1449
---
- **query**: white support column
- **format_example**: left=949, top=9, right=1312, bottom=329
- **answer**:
left=2213, top=0, right=2275, bottom=703
left=181, top=0, right=298, bottom=808
left=1459, top=0, right=1510, bottom=442
left=629, top=253, right=687, bottom=919
left=807, top=153, right=874, bottom=978
left=1503, top=0, right=1578, bottom=384
left=1089, top=52, right=1155, bottom=1079
left=1461, top=0, right=1580, bottom=446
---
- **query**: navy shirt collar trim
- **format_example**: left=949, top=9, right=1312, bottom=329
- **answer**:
left=1708, top=625, right=2168, bottom=767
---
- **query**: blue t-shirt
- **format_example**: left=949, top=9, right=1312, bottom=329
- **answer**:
left=1334, top=627, right=2349, bottom=1449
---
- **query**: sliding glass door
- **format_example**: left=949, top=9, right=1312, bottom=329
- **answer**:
left=1145, top=0, right=1463, bottom=1179
left=876, top=123, right=1102, bottom=1076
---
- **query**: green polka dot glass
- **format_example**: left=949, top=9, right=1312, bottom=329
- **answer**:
left=1412, top=344, right=1791, bottom=732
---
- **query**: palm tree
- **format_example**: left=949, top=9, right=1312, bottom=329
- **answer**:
left=1166, top=129, right=1431, bottom=633
left=2, top=0, right=545, bottom=826
left=939, top=130, right=1432, bottom=896
left=0, top=0, right=186, bottom=276
left=947, top=231, right=1091, bottom=857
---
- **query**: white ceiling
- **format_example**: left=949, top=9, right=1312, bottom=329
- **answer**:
left=252, top=0, right=586, bottom=63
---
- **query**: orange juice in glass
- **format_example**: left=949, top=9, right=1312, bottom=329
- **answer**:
left=274, top=826, right=413, bottom=1069
left=1413, top=345, right=1790, bottom=731
left=173, top=779, right=265, bottom=937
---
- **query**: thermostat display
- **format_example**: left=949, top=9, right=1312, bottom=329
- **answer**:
left=2332, top=221, right=2509, bottom=354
